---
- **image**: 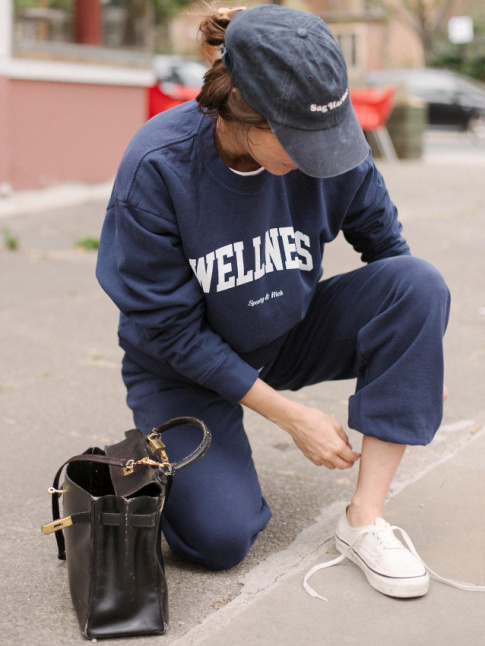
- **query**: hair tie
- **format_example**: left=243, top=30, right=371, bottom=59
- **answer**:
left=217, top=6, right=247, bottom=20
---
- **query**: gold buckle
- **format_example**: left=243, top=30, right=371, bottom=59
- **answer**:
left=147, top=431, right=170, bottom=463
left=41, top=516, right=73, bottom=535
left=123, top=459, right=135, bottom=476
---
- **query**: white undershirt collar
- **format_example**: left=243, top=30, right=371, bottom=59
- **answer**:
left=229, top=166, right=265, bottom=177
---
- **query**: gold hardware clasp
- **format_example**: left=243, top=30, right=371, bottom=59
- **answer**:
left=123, top=456, right=171, bottom=476
left=147, top=431, right=170, bottom=463
left=123, top=459, right=135, bottom=476
left=48, top=487, right=65, bottom=495
left=137, top=457, right=164, bottom=468
left=41, top=516, right=73, bottom=535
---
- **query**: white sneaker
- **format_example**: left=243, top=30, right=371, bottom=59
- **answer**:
left=303, top=509, right=485, bottom=601
left=335, top=512, right=429, bottom=598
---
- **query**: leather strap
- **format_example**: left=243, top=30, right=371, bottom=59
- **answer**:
left=151, top=416, right=212, bottom=472
left=100, top=512, right=158, bottom=528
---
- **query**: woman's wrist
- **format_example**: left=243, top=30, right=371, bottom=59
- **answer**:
left=240, top=378, right=305, bottom=434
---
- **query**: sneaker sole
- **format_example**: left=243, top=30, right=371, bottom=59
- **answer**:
left=335, top=535, right=429, bottom=598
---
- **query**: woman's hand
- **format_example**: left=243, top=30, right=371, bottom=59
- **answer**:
left=240, top=378, right=360, bottom=470
left=286, top=407, right=360, bottom=469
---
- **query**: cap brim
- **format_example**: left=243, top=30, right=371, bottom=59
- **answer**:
left=269, top=104, right=369, bottom=178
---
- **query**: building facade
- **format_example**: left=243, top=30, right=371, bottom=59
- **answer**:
left=0, top=0, right=155, bottom=191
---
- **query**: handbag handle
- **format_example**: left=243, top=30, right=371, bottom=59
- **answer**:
left=151, top=416, right=212, bottom=472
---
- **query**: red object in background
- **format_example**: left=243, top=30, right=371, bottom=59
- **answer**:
left=350, top=87, right=396, bottom=131
left=147, top=83, right=200, bottom=119
left=148, top=80, right=396, bottom=131
left=74, top=0, right=102, bottom=46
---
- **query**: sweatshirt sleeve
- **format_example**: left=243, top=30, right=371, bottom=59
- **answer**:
left=340, top=156, right=411, bottom=263
left=96, top=192, right=259, bottom=404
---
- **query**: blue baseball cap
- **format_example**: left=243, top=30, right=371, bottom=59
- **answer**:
left=221, top=5, right=369, bottom=178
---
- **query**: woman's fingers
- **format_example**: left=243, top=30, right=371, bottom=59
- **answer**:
left=308, top=437, right=359, bottom=469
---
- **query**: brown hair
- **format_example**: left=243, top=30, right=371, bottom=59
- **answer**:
left=196, top=6, right=268, bottom=127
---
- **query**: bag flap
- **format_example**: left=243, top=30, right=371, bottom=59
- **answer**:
left=105, top=429, right=167, bottom=498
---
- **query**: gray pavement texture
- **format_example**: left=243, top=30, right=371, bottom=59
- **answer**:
left=1, top=145, right=485, bottom=645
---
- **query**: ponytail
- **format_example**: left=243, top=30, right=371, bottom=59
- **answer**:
left=199, top=7, right=239, bottom=51
left=197, top=6, right=267, bottom=127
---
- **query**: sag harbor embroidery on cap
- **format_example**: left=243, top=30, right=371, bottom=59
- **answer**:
left=310, top=88, right=349, bottom=113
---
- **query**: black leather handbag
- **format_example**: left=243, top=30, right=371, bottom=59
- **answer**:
left=42, top=417, right=211, bottom=640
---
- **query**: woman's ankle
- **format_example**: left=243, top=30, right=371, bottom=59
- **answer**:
left=346, top=500, right=384, bottom=528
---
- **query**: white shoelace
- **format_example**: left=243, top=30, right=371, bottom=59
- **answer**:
left=303, top=524, right=485, bottom=601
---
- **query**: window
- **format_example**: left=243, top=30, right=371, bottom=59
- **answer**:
left=335, top=32, right=359, bottom=68
left=329, top=22, right=367, bottom=73
left=14, top=0, right=154, bottom=64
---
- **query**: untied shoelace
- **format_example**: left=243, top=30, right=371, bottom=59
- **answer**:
left=303, top=524, right=485, bottom=601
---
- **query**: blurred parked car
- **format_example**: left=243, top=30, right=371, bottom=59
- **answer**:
left=148, top=56, right=208, bottom=119
left=366, top=68, right=485, bottom=138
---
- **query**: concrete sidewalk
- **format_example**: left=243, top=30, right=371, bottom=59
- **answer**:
left=184, top=431, right=485, bottom=646
left=1, top=157, right=484, bottom=646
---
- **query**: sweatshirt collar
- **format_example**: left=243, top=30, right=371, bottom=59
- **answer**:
left=198, top=113, right=268, bottom=193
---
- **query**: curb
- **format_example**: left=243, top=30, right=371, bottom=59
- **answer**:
left=0, top=181, right=113, bottom=219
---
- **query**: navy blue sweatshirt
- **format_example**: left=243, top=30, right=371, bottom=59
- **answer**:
left=96, top=100, right=409, bottom=404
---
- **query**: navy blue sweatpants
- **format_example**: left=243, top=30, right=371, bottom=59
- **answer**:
left=121, top=256, right=450, bottom=570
